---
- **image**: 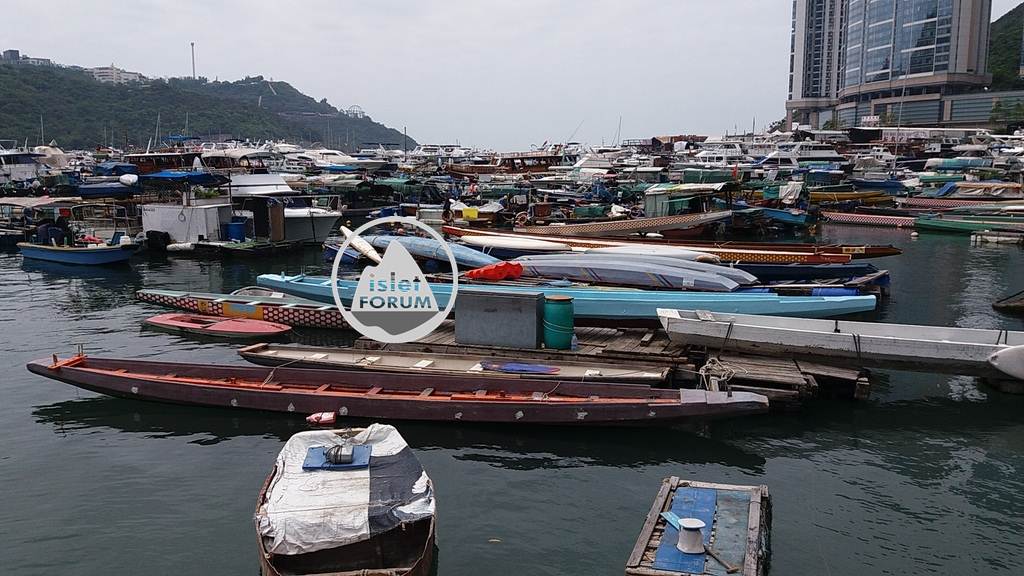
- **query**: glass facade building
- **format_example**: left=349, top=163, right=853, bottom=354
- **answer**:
left=843, top=0, right=978, bottom=88
left=787, top=0, right=992, bottom=128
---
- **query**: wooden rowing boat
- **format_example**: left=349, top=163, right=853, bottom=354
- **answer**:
left=444, top=225, right=901, bottom=259
left=17, top=242, right=137, bottom=265
left=657, top=309, right=1024, bottom=381
left=143, top=313, right=292, bottom=339
left=26, top=355, right=770, bottom=424
left=256, top=425, right=435, bottom=576
left=514, top=212, right=734, bottom=238
left=994, top=289, right=1024, bottom=314
left=135, top=289, right=348, bottom=329
left=625, top=477, right=771, bottom=576
left=445, top=226, right=888, bottom=264
left=238, top=343, right=671, bottom=384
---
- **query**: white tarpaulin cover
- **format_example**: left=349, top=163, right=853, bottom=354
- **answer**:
left=255, top=424, right=435, bottom=556
left=779, top=182, right=803, bottom=205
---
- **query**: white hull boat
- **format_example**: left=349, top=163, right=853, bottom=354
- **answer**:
left=284, top=208, right=342, bottom=244
left=657, top=309, right=1024, bottom=381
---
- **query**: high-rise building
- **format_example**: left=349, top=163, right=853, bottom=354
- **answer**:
left=787, top=0, right=847, bottom=128
left=787, top=0, right=993, bottom=128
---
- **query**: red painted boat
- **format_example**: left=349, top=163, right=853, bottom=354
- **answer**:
left=143, top=313, right=292, bottom=339
left=26, top=355, right=769, bottom=425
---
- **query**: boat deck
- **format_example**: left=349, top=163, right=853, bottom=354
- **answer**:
left=354, top=321, right=871, bottom=404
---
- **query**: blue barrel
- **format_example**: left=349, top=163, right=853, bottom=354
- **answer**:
left=225, top=220, right=247, bottom=242
left=543, top=294, right=574, bottom=350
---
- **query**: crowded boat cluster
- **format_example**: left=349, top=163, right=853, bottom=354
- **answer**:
left=9, top=123, right=1024, bottom=576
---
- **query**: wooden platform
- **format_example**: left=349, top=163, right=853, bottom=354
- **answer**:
left=354, top=322, right=871, bottom=404
left=625, top=477, right=771, bottom=576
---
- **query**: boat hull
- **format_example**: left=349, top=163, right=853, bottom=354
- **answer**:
left=17, top=242, right=135, bottom=265
left=26, top=356, right=770, bottom=425
left=514, top=212, right=732, bottom=238
left=257, top=274, right=879, bottom=324
left=658, top=309, right=1024, bottom=379
left=443, top=226, right=892, bottom=263
left=143, top=313, right=292, bottom=339
left=283, top=212, right=341, bottom=244
left=136, top=289, right=348, bottom=330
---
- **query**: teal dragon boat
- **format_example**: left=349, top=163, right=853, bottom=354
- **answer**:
left=256, top=273, right=877, bottom=327
left=914, top=216, right=1024, bottom=234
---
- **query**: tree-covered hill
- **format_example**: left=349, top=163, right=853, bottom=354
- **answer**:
left=989, top=2, right=1024, bottom=91
left=0, top=64, right=414, bottom=151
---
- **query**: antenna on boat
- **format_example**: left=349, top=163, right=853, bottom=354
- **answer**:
left=567, top=119, right=585, bottom=144
left=39, top=114, right=44, bottom=145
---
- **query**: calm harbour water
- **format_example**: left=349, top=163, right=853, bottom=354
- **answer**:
left=2, top=225, right=1023, bottom=576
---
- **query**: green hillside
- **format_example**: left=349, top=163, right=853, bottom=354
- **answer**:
left=989, top=2, right=1024, bottom=90
left=0, top=64, right=414, bottom=150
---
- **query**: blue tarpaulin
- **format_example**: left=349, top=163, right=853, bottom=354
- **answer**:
left=76, top=182, right=137, bottom=199
left=93, top=162, right=138, bottom=177
left=140, top=170, right=227, bottom=186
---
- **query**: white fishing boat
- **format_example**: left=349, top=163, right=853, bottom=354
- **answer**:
left=657, top=309, right=1024, bottom=381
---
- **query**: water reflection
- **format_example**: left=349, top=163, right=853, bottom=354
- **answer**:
left=32, top=397, right=766, bottom=470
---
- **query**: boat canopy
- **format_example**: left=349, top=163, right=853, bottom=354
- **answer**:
left=255, top=424, right=434, bottom=556
left=93, top=162, right=138, bottom=177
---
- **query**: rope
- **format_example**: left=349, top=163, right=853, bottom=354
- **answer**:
left=261, top=356, right=306, bottom=386
left=697, top=357, right=746, bottom=396
left=717, top=321, right=736, bottom=359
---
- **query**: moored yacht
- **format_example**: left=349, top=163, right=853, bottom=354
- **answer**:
left=756, top=141, right=850, bottom=169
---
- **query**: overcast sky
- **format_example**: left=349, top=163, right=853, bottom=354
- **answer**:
left=4, top=0, right=1022, bottom=149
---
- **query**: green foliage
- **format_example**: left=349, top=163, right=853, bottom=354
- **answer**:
left=989, top=2, right=1024, bottom=91
left=0, top=64, right=415, bottom=150
left=822, top=118, right=847, bottom=130
left=990, top=98, right=1024, bottom=125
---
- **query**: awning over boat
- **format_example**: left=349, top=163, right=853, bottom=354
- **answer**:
left=256, top=424, right=434, bottom=556
left=643, top=182, right=738, bottom=196
left=140, top=170, right=227, bottom=186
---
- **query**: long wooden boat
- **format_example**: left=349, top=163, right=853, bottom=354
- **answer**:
left=516, top=253, right=758, bottom=285
left=144, top=313, right=292, bottom=339
left=821, top=211, right=916, bottom=228
left=657, top=309, right=1024, bottom=381
left=994, top=289, right=1024, bottom=314
left=257, top=273, right=879, bottom=324
left=136, top=289, right=349, bottom=329
left=444, top=226, right=902, bottom=262
left=514, top=212, right=733, bottom=238
left=26, top=355, right=771, bottom=424
left=515, top=257, right=741, bottom=292
left=256, top=425, right=435, bottom=576
left=626, top=477, right=771, bottom=576
left=17, top=242, right=136, bottom=265
left=363, top=234, right=499, bottom=269
left=732, top=262, right=879, bottom=282
left=914, top=216, right=1024, bottom=234
left=239, top=343, right=671, bottom=383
